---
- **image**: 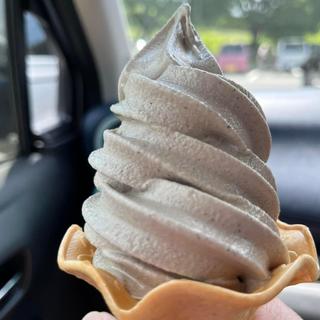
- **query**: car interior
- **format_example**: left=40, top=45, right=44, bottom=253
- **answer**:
left=0, top=0, right=319, bottom=319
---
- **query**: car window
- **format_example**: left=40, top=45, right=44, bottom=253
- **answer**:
left=24, top=12, right=71, bottom=135
left=121, top=0, right=320, bottom=126
left=285, top=44, right=304, bottom=52
left=0, top=0, right=19, bottom=163
left=221, top=45, right=243, bottom=54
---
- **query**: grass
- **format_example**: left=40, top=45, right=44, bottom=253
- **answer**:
left=193, top=29, right=320, bottom=54
left=305, top=31, right=320, bottom=44
left=198, top=28, right=252, bottom=54
left=127, top=25, right=252, bottom=54
left=127, top=25, right=320, bottom=55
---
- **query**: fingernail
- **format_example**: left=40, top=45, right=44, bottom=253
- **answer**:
left=100, top=313, right=115, bottom=320
left=82, top=311, right=114, bottom=320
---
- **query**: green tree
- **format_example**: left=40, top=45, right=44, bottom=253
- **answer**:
left=189, top=0, right=232, bottom=27
left=230, top=0, right=320, bottom=49
left=261, top=0, right=320, bottom=39
left=123, top=0, right=231, bottom=40
left=123, top=0, right=185, bottom=39
left=123, top=0, right=320, bottom=57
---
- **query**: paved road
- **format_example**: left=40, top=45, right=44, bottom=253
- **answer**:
left=226, top=69, right=305, bottom=91
left=226, top=69, right=320, bottom=127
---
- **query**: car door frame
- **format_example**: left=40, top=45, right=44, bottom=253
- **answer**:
left=0, top=0, right=104, bottom=318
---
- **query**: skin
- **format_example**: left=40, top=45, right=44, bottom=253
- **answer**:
left=254, top=298, right=302, bottom=320
left=82, top=298, right=302, bottom=320
left=82, top=311, right=115, bottom=320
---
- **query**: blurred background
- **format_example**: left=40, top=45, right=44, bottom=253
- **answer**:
left=0, top=0, right=319, bottom=319
left=124, top=0, right=320, bottom=88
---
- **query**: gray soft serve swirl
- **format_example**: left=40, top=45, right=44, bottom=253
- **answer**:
left=83, top=4, right=289, bottom=299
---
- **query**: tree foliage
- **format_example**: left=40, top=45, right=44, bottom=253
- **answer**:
left=230, top=0, right=320, bottom=41
left=123, top=0, right=231, bottom=38
left=123, top=0, right=320, bottom=45
left=123, top=0, right=185, bottom=38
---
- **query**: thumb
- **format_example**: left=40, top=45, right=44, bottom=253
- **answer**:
left=82, top=311, right=116, bottom=320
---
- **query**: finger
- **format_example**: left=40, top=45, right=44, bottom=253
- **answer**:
left=254, top=298, right=302, bottom=320
left=82, top=311, right=116, bottom=320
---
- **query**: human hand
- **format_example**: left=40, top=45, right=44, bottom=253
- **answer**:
left=254, top=298, right=302, bottom=320
left=82, top=298, right=301, bottom=320
left=82, top=311, right=116, bottom=320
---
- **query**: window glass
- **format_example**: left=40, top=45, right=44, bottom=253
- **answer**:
left=221, top=45, right=245, bottom=54
left=285, top=44, right=304, bottom=53
left=24, top=12, right=71, bottom=135
left=122, top=0, right=320, bottom=126
left=0, top=0, right=19, bottom=163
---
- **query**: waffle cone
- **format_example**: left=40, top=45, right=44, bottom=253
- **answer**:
left=58, top=221, right=318, bottom=320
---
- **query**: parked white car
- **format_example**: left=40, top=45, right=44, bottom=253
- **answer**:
left=276, top=39, right=314, bottom=71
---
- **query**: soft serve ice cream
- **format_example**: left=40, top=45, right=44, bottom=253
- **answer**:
left=82, top=4, right=289, bottom=299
